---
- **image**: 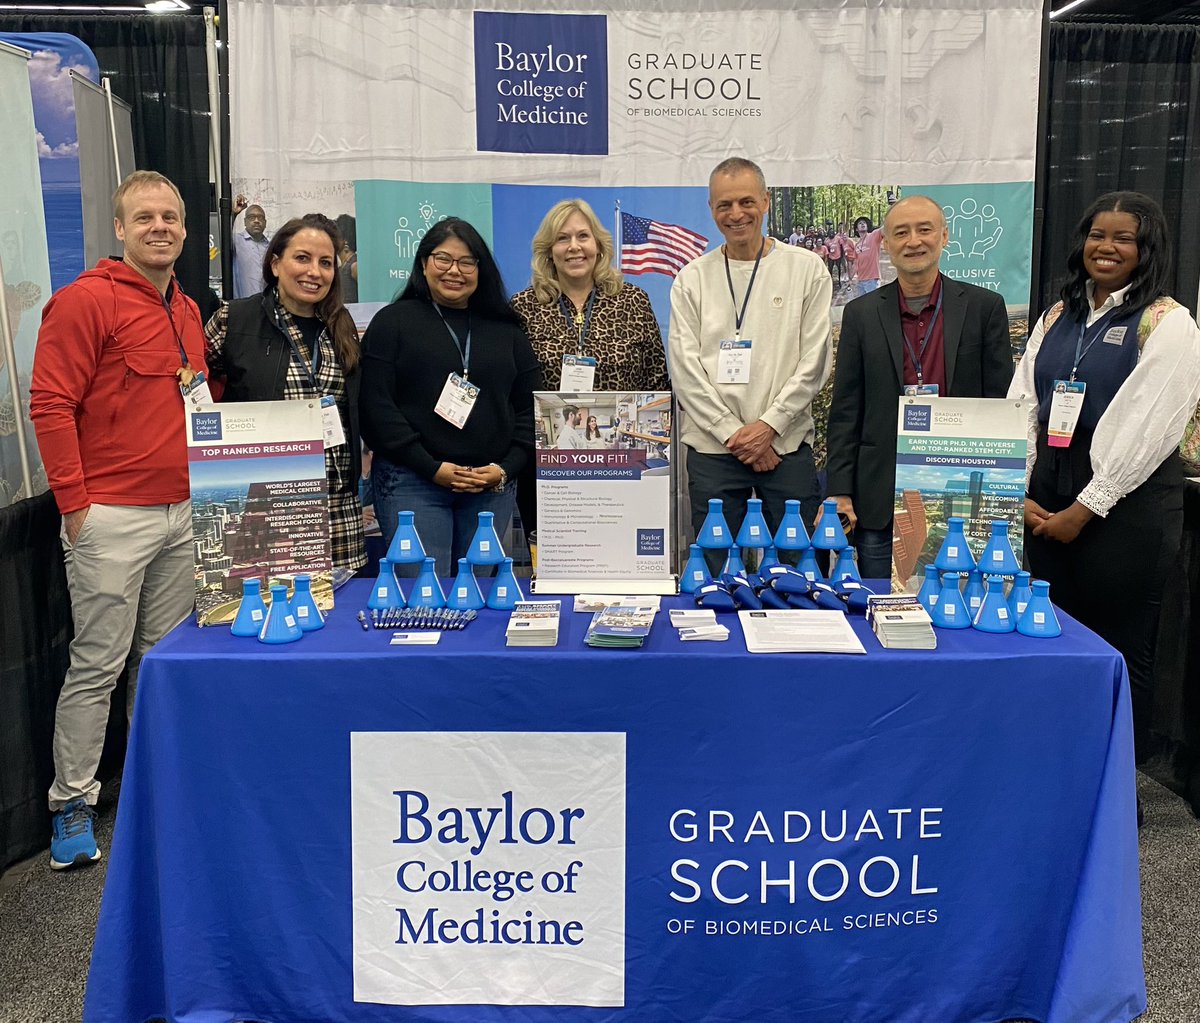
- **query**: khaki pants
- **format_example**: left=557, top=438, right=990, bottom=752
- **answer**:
left=48, top=501, right=194, bottom=810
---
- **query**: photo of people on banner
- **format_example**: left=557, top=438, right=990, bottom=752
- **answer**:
left=535, top=392, right=671, bottom=468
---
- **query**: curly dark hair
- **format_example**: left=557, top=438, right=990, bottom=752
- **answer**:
left=1060, top=191, right=1173, bottom=320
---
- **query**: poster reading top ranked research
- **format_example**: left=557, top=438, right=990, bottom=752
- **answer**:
left=891, top=396, right=1028, bottom=593
left=186, top=400, right=333, bottom=625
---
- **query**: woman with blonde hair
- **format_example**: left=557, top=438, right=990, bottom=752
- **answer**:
left=510, top=198, right=669, bottom=393
left=510, top=199, right=669, bottom=545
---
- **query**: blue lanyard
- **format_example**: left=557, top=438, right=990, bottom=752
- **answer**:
left=273, top=295, right=323, bottom=389
left=1070, top=307, right=1122, bottom=382
left=434, top=303, right=472, bottom=379
left=285, top=331, right=322, bottom=390
left=560, top=289, right=596, bottom=355
left=723, top=238, right=765, bottom=339
left=902, top=286, right=944, bottom=385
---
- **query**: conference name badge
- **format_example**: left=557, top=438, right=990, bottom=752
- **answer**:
left=178, top=367, right=213, bottom=408
left=320, top=394, right=347, bottom=448
left=1047, top=380, right=1086, bottom=448
left=434, top=373, right=480, bottom=429
left=717, top=338, right=752, bottom=384
left=903, top=384, right=940, bottom=396
left=559, top=354, right=598, bottom=392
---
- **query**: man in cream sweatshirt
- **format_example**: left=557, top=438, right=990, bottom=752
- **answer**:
left=669, top=157, right=832, bottom=560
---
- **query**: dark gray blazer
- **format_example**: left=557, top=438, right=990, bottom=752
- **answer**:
left=825, top=276, right=1014, bottom=530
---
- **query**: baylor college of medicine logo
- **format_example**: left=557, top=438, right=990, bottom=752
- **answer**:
left=350, top=731, right=626, bottom=1007
left=473, top=11, right=609, bottom=156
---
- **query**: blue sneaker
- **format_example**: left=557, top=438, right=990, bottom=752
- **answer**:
left=49, top=798, right=101, bottom=870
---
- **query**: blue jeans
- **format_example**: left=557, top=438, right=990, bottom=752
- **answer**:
left=372, top=457, right=516, bottom=578
left=852, top=524, right=894, bottom=581
left=854, top=278, right=880, bottom=298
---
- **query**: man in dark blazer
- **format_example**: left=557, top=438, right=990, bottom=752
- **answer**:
left=825, top=195, right=1014, bottom=579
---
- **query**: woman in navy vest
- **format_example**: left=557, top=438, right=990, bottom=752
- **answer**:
left=359, top=218, right=539, bottom=577
left=1009, top=192, right=1200, bottom=760
left=204, top=213, right=366, bottom=574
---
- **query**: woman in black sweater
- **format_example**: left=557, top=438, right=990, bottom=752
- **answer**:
left=359, top=218, right=539, bottom=576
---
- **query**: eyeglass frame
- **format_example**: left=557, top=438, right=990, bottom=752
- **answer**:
left=427, top=250, right=480, bottom=273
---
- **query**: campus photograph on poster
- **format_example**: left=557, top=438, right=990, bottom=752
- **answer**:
left=185, top=400, right=333, bottom=626
left=890, top=397, right=1028, bottom=592
left=533, top=390, right=673, bottom=592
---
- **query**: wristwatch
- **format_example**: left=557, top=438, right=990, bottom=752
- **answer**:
left=490, top=463, right=508, bottom=492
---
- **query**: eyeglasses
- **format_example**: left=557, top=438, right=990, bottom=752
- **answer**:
left=429, top=251, right=479, bottom=272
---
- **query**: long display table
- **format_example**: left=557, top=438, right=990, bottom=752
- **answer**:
left=85, top=581, right=1145, bottom=1023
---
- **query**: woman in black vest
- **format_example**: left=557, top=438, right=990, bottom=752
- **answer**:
left=204, top=213, right=366, bottom=574
left=1009, top=192, right=1200, bottom=760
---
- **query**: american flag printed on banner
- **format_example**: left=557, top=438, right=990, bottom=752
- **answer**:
left=619, top=212, right=707, bottom=278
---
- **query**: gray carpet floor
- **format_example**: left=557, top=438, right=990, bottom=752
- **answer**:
left=1, top=772, right=1197, bottom=1023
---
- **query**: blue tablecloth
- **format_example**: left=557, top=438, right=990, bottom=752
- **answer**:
left=85, top=581, right=1145, bottom=1023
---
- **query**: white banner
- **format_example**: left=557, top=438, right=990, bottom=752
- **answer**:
left=0, top=39, right=52, bottom=507
left=229, top=0, right=1041, bottom=190
left=227, top=0, right=1041, bottom=332
left=350, top=731, right=627, bottom=1006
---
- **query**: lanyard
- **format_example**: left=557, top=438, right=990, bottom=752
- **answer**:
left=560, top=289, right=596, bottom=355
left=434, top=303, right=472, bottom=379
left=1070, top=307, right=1122, bottom=382
left=272, top=295, right=323, bottom=389
left=723, top=237, right=765, bottom=339
left=160, top=291, right=190, bottom=369
left=902, top=286, right=944, bottom=385
left=285, top=331, right=323, bottom=390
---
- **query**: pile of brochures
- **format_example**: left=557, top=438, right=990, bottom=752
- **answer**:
left=866, top=594, right=936, bottom=650
left=585, top=604, right=657, bottom=648
left=669, top=607, right=730, bottom=641
left=505, top=601, right=561, bottom=647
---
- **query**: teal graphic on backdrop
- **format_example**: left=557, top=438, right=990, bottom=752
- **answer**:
left=355, top=181, right=493, bottom=303
left=911, top=182, right=1032, bottom=311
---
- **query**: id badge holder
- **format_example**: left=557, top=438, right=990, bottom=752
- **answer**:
left=1047, top=380, right=1086, bottom=448
left=320, top=394, right=347, bottom=448
left=559, top=354, right=598, bottom=391
left=903, top=383, right=940, bottom=396
left=434, top=372, right=480, bottom=429
left=178, top=367, right=214, bottom=408
left=716, top=338, right=752, bottom=384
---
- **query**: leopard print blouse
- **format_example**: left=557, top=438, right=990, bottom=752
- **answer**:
left=510, top=282, right=671, bottom=393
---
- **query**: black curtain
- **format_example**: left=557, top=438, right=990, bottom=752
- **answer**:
left=0, top=14, right=211, bottom=303
left=1037, top=23, right=1200, bottom=316
left=0, top=493, right=70, bottom=871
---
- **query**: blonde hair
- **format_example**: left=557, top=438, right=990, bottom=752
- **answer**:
left=529, top=199, right=623, bottom=306
left=113, top=170, right=186, bottom=221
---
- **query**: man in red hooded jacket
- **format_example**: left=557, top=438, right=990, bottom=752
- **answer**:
left=30, top=170, right=208, bottom=869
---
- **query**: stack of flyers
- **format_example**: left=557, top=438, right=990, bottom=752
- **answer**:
left=585, top=604, right=657, bottom=648
left=505, top=601, right=561, bottom=647
left=669, top=607, right=729, bottom=641
left=867, top=594, right=936, bottom=650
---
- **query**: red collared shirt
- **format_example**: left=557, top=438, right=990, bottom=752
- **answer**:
left=899, top=274, right=946, bottom=391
